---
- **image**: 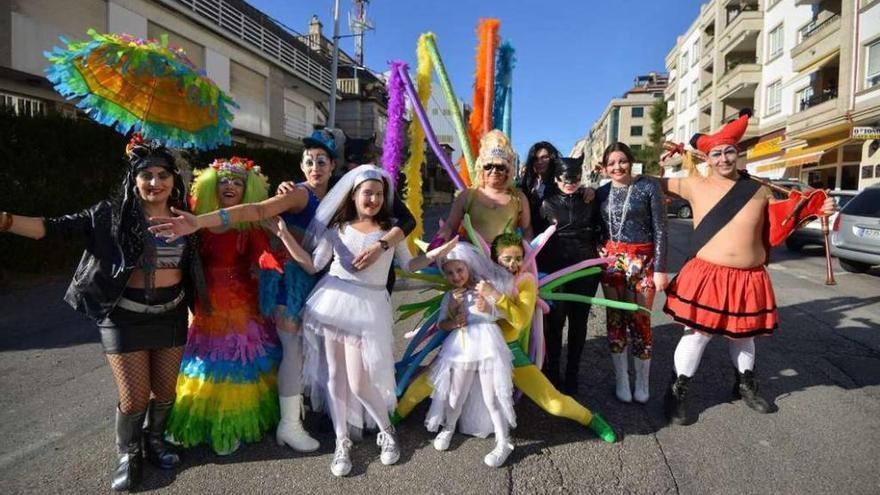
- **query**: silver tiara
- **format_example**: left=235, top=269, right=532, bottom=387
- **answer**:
left=489, top=147, right=507, bottom=158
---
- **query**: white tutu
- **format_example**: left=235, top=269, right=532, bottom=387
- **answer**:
left=301, top=276, right=397, bottom=431
left=425, top=293, right=516, bottom=438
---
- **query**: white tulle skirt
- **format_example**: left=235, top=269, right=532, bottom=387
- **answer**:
left=301, top=275, right=396, bottom=431
left=425, top=321, right=516, bottom=438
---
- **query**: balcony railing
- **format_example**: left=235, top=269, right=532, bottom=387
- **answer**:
left=798, top=13, right=840, bottom=44
left=799, top=88, right=838, bottom=111
left=166, top=0, right=333, bottom=93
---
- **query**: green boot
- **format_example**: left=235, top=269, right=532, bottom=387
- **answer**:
left=588, top=413, right=617, bottom=443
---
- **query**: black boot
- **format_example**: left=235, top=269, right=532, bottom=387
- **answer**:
left=111, top=408, right=145, bottom=492
left=734, top=370, right=772, bottom=414
left=664, top=374, right=693, bottom=426
left=143, top=400, right=181, bottom=469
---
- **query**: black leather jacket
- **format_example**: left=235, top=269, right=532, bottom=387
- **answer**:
left=537, top=192, right=601, bottom=273
left=44, top=201, right=203, bottom=321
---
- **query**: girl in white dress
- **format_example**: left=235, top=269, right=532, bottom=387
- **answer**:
left=269, top=165, right=456, bottom=477
left=425, top=243, right=517, bottom=468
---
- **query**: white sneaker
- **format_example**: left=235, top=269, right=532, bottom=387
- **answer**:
left=433, top=429, right=454, bottom=451
left=330, top=438, right=353, bottom=477
left=376, top=427, right=400, bottom=465
left=483, top=441, right=514, bottom=468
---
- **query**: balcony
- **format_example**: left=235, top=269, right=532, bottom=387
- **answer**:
left=699, top=79, right=714, bottom=96
left=791, top=14, right=841, bottom=73
left=716, top=63, right=760, bottom=100
left=166, top=0, right=333, bottom=94
left=663, top=113, right=676, bottom=134
left=719, top=10, right=762, bottom=54
left=664, top=82, right=677, bottom=100
left=799, top=88, right=838, bottom=112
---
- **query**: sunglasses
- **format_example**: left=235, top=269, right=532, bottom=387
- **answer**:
left=483, top=163, right=508, bottom=173
left=219, top=177, right=245, bottom=188
left=709, top=146, right=739, bottom=158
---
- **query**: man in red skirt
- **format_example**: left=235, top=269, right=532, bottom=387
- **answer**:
left=661, top=111, right=835, bottom=425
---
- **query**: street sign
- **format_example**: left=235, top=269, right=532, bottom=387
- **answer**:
left=852, top=127, right=880, bottom=140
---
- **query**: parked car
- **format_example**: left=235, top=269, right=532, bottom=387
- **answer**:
left=830, top=186, right=880, bottom=273
left=665, top=197, right=692, bottom=218
left=769, top=179, right=813, bottom=200
left=786, top=190, right=857, bottom=251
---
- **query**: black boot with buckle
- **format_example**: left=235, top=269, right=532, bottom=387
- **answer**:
left=734, top=370, right=772, bottom=414
left=664, top=374, right=693, bottom=426
left=143, top=400, right=181, bottom=469
left=111, top=408, right=145, bottom=492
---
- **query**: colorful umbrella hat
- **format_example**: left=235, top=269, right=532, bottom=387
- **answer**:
left=45, top=29, right=237, bottom=150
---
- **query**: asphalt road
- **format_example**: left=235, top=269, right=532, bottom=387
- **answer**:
left=1, top=218, right=878, bottom=494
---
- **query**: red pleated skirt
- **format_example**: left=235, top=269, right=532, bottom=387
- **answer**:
left=663, top=257, right=777, bottom=337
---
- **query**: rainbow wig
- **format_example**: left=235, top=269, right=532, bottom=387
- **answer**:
left=191, top=157, right=269, bottom=230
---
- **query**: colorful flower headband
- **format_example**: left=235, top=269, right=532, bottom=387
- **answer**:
left=210, top=156, right=259, bottom=179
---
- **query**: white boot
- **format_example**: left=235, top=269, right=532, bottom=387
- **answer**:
left=633, top=358, right=651, bottom=404
left=276, top=395, right=320, bottom=452
left=611, top=351, right=632, bottom=403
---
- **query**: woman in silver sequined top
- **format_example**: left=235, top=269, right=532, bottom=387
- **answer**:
left=595, top=142, right=668, bottom=406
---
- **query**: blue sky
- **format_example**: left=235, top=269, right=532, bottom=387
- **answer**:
left=251, top=0, right=705, bottom=157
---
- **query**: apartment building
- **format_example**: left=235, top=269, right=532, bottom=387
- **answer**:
left=663, top=0, right=880, bottom=191
left=578, top=72, right=668, bottom=171
left=0, top=0, right=336, bottom=149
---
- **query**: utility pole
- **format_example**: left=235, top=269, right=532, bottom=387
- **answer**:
left=328, top=0, right=341, bottom=128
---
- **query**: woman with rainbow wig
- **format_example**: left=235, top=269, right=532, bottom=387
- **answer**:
left=165, top=157, right=281, bottom=455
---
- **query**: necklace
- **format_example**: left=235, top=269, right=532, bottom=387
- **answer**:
left=607, top=183, right=633, bottom=246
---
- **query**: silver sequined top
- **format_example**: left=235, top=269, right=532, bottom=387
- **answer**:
left=597, top=176, right=668, bottom=272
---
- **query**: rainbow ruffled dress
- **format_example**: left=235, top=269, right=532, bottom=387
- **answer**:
left=167, top=228, right=281, bottom=453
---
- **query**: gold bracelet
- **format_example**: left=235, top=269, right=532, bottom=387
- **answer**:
left=0, top=212, right=12, bottom=232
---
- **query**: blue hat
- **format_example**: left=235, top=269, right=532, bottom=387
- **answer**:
left=303, top=129, right=337, bottom=159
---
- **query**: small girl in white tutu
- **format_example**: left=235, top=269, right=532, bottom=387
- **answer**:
left=268, top=165, right=456, bottom=477
left=426, top=242, right=517, bottom=468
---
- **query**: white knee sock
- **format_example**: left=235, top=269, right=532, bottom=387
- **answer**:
left=479, top=369, right=508, bottom=444
left=728, top=337, right=755, bottom=373
left=673, top=328, right=713, bottom=377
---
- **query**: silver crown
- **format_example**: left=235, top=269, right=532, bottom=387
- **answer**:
left=489, top=147, right=507, bottom=158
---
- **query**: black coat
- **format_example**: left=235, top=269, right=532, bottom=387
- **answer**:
left=44, top=201, right=204, bottom=321
left=537, top=192, right=601, bottom=273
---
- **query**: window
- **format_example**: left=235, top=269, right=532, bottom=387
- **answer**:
left=766, top=80, right=782, bottom=114
left=867, top=39, right=880, bottom=89
left=678, top=126, right=686, bottom=142
left=631, top=106, right=644, bottom=118
left=681, top=51, right=689, bottom=70
left=692, top=41, right=700, bottom=66
left=631, top=144, right=643, bottom=151
left=688, top=119, right=696, bottom=138
left=630, top=126, right=643, bottom=137
left=690, top=81, right=698, bottom=105
left=679, top=89, right=688, bottom=111
left=768, top=24, right=784, bottom=60
left=0, top=92, right=46, bottom=117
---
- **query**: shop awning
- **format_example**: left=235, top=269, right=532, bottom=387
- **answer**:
left=754, top=136, right=851, bottom=173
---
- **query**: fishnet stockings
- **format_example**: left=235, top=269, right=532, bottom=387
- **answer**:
left=107, top=346, right=184, bottom=414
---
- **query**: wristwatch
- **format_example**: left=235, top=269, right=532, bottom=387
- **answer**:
left=378, top=239, right=390, bottom=251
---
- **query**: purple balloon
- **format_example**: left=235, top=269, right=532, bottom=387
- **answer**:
left=396, top=64, right=466, bottom=191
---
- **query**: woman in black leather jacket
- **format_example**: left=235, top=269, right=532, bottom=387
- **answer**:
left=0, top=136, right=204, bottom=491
left=537, top=157, right=601, bottom=393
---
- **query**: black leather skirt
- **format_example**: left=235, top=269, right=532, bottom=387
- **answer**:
left=98, top=286, right=188, bottom=354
